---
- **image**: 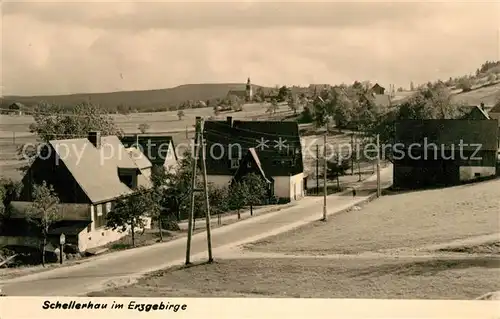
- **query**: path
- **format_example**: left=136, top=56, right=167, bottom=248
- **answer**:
left=0, top=166, right=393, bottom=296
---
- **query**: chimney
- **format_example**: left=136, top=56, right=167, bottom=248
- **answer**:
left=480, top=102, right=485, bottom=110
left=227, top=116, right=233, bottom=126
left=88, top=131, right=101, bottom=148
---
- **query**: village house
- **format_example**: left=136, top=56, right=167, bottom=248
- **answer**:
left=120, top=134, right=178, bottom=172
left=203, top=117, right=306, bottom=202
left=370, top=83, right=386, bottom=95
left=462, top=104, right=490, bottom=120
left=489, top=102, right=500, bottom=121
left=392, top=119, right=498, bottom=190
left=0, top=131, right=153, bottom=253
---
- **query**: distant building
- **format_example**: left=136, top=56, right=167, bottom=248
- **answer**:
left=120, top=135, right=178, bottom=172
left=370, top=83, right=386, bottom=95
left=226, top=77, right=253, bottom=102
left=8, top=102, right=25, bottom=115
left=462, top=104, right=490, bottom=120
left=393, top=119, right=498, bottom=190
left=489, top=102, right=500, bottom=121
left=203, top=117, right=306, bottom=202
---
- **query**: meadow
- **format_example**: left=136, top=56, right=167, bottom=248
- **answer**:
left=92, top=178, right=500, bottom=299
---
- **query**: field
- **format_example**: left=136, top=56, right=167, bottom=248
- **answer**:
left=91, top=178, right=500, bottom=299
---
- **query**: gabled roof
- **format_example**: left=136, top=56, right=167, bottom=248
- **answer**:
left=49, top=136, right=141, bottom=204
left=233, top=148, right=272, bottom=184
left=372, top=83, right=385, bottom=90
left=395, top=119, right=498, bottom=151
left=121, top=135, right=177, bottom=166
left=126, top=147, right=152, bottom=169
left=464, top=105, right=491, bottom=120
left=203, top=118, right=303, bottom=176
left=490, top=102, right=500, bottom=114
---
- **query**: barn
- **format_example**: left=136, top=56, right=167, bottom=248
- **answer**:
left=393, top=119, right=498, bottom=189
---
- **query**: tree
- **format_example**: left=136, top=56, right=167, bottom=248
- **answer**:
left=150, top=165, right=169, bottom=241
left=241, top=173, right=268, bottom=216
left=457, top=77, right=473, bottom=92
left=0, top=178, right=22, bottom=231
left=287, top=94, right=299, bottom=115
left=255, top=87, right=266, bottom=103
left=227, top=181, right=248, bottom=219
left=29, top=102, right=122, bottom=143
left=106, top=187, right=149, bottom=247
left=326, top=155, right=351, bottom=189
left=26, top=181, right=61, bottom=267
left=266, top=99, right=279, bottom=115
left=208, top=184, right=229, bottom=223
left=277, top=86, right=290, bottom=102
left=162, top=150, right=200, bottom=221
left=177, top=110, right=185, bottom=120
left=138, top=123, right=150, bottom=134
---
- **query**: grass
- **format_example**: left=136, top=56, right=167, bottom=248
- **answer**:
left=245, top=178, right=500, bottom=255
left=88, top=177, right=500, bottom=299
left=89, top=256, right=500, bottom=299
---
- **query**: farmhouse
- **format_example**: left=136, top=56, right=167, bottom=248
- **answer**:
left=392, top=119, right=498, bottom=190
left=370, top=83, right=386, bottom=95
left=203, top=117, right=306, bottom=202
left=120, top=134, right=178, bottom=172
left=462, top=104, right=490, bottom=120
left=1, top=131, right=153, bottom=253
left=489, top=102, right=500, bottom=121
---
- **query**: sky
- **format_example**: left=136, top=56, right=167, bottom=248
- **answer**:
left=1, top=0, right=500, bottom=96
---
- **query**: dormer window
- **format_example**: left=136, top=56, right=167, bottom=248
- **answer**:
left=230, top=159, right=240, bottom=169
left=118, top=167, right=139, bottom=189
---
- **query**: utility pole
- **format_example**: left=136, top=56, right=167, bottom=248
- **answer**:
left=376, top=134, right=381, bottom=198
left=316, top=144, right=319, bottom=194
left=322, top=132, right=327, bottom=221
left=199, top=119, right=214, bottom=263
left=350, top=133, right=354, bottom=175
left=185, top=117, right=202, bottom=265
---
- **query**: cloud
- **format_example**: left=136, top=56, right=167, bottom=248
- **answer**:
left=3, top=2, right=441, bottom=30
left=2, top=1, right=499, bottom=96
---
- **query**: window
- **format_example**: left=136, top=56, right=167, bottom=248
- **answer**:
left=106, top=202, right=112, bottom=214
left=94, top=204, right=106, bottom=229
left=247, top=161, right=252, bottom=168
left=230, top=159, right=240, bottom=169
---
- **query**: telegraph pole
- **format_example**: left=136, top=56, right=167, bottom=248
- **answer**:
left=322, top=132, right=327, bottom=221
left=185, top=117, right=202, bottom=265
left=376, top=134, right=381, bottom=198
left=316, top=144, right=319, bottom=194
left=199, top=120, right=214, bottom=263
left=350, top=133, right=354, bottom=175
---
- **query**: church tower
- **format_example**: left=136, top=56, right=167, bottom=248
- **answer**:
left=245, top=77, right=253, bottom=102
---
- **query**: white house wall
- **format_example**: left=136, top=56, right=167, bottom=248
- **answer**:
left=273, top=176, right=290, bottom=199
left=164, top=142, right=178, bottom=172
left=79, top=202, right=152, bottom=252
left=459, top=166, right=496, bottom=182
left=289, top=173, right=305, bottom=200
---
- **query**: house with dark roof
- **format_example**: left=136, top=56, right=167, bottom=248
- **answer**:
left=203, top=117, right=306, bottom=201
left=489, top=102, right=500, bottom=121
left=462, top=104, right=491, bottom=120
left=393, top=119, right=498, bottom=190
left=370, top=83, right=386, bottom=95
left=1, top=131, right=153, bottom=253
left=120, top=134, right=178, bottom=171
